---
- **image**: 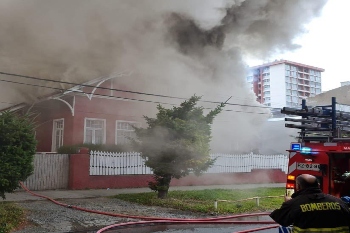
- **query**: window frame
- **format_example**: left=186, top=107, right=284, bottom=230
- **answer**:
left=51, top=118, right=64, bottom=152
left=115, top=120, right=141, bottom=145
left=84, top=118, right=106, bottom=144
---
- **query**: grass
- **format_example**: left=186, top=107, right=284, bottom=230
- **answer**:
left=112, top=187, right=286, bottom=214
left=0, top=202, right=25, bottom=233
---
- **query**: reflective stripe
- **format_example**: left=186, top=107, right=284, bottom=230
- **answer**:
left=279, top=226, right=293, bottom=233
left=289, top=162, right=296, bottom=174
left=292, top=226, right=349, bottom=233
left=290, top=152, right=297, bottom=159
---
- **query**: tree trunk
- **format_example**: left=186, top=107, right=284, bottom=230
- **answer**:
left=156, top=174, right=171, bottom=199
left=157, top=189, right=168, bottom=199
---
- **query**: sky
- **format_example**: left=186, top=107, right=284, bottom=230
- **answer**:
left=0, top=0, right=335, bottom=153
left=246, top=0, right=349, bottom=92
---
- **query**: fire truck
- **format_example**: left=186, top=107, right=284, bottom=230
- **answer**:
left=282, top=97, right=350, bottom=198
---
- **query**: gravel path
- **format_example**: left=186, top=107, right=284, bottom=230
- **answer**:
left=13, top=197, right=205, bottom=233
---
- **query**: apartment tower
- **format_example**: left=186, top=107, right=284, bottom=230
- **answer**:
left=247, top=60, right=324, bottom=109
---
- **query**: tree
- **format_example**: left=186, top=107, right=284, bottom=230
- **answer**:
left=0, top=111, right=37, bottom=199
left=133, top=95, right=224, bottom=198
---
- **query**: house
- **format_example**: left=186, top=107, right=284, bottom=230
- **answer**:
left=1, top=72, right=284, bottom=154
left=1, top=73, right=149, bottom=152
left=0, top=73, right=292, bottom=190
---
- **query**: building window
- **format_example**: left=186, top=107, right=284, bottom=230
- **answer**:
left=115, top=121, right=140, bottom=145
left=52, top=118, right=64, bottom=152
left=84, top=118, right=106, bottom=144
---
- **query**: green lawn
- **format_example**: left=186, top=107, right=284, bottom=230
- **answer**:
left=0, top=202, right=25, bottom=233
left=112, top=187, right=286, bottom=214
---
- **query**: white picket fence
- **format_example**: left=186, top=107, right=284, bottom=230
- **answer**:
left=208, top=153, right=288, bottom=173
left=89, top=151, right=289, bottom=176
left=89, top=151, right=152, bottom=175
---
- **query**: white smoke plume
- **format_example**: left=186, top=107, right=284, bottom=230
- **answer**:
left=0, top=0, right=327, bottom=153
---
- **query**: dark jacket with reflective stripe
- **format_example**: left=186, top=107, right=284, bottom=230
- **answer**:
left=270, top=187, right=350, bottom=232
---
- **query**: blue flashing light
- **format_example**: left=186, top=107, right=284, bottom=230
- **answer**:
left=291, top=143, right=301, bottom=151
left=300, top=146, right=319, bottom=155
left=300, top=147, right=311, bottom=154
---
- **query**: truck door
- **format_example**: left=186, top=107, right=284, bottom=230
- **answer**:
left=328, top=152, right=350, bottom=197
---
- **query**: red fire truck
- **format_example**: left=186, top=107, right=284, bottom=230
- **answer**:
left=282, top=97, right=350, bottom=198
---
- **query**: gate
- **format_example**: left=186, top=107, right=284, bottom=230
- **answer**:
left=22, top=153, right=69, bottom=190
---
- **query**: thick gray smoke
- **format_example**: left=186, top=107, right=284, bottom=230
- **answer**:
left=0, top=0, right=327, bottom=153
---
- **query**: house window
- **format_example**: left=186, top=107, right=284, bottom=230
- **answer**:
left=52, top=118, right=64, bottom=152
left=115, top=121, right=140, bottom=145
left=84, top=118, right=106, bottom=144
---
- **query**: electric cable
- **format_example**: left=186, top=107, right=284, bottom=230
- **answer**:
left=0, top=70, right=271, bottom=109
left=0, top=79, right=270, bottom=115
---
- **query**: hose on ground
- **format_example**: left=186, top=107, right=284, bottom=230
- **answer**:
left=96, top=220, right=280, bottom=233
left=19, top=182, right=279, bottom=232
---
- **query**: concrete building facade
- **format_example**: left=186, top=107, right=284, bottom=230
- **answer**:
left=247, top=60, right=324, bottom=108
left=340, top=81, right=350, bottom=87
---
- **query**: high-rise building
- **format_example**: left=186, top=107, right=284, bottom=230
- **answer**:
left=247, top=60, right=324, bottom=108
left=340, top=81, right=350, bottom=87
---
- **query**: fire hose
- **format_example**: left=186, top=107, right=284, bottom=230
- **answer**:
left=96, top=220, right=280, bottom=233
left=19, top=182, right=280, bottom=232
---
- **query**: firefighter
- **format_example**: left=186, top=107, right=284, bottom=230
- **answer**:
left=270, top=174, right=350, bottom=232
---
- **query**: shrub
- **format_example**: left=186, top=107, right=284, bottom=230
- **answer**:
left=0, top=111, right=37, bottom=199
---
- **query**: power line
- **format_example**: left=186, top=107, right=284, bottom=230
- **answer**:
left=0, top=71, right=270, bottom=109
left=0, top=79, right=270, bottom=115
left=31, top=104, right=269, bottom=117
left=0, top=79, right=176, bottom=106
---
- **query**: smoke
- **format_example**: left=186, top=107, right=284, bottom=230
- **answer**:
left=0, top=0, right=327, bottom=153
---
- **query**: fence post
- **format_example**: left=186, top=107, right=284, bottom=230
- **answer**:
left=255, top=197, right=260, bottom=206
left=69, top=148, right=90, bottom=189
left=214, top=200, right=218, bottom=211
